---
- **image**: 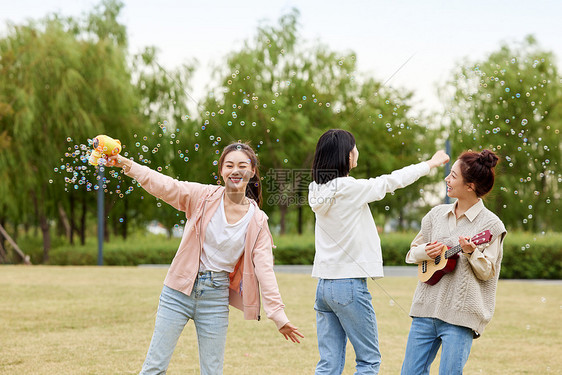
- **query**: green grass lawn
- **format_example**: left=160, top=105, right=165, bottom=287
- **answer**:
left=0, top=266, right=560, bottom=374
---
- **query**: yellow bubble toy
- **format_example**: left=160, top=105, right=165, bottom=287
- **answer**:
left=88, top=135, right=122, bottom=166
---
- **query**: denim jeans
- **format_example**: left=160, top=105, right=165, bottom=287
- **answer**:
left=314, top=278, right=381, bottom=375
left=401, top=317, right=473, bottom=375
left=139, top=271, right=230, bottom=375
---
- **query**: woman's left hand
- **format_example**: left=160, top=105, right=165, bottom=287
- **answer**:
left=279, top=322, right=304, bottom=344
left=459, top=236, right=476, bottom=254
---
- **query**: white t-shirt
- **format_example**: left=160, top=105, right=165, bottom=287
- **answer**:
left=199, top=196, right=255, bottom=272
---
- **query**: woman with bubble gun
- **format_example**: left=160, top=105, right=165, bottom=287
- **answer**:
left=105, top=140, right=303, bottom=375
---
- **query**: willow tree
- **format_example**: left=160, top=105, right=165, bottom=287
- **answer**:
left=201, top=9, right=359, bottom=233
left=125, top=45, right=200, bottom=237
left=0, top=0, right=140, bottom=260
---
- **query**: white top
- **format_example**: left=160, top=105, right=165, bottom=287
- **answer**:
left=308, top=162, right=430, bottom=279
left=200, top=196, right=255, bottom=272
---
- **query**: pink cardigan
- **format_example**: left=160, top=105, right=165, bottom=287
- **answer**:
left=125, top=162, right=290, bottom=329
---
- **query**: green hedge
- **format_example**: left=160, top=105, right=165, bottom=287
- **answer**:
left=15, top=234, right=179, bottom=266
left=271, top=232, right=415, bottom=266
left=13, top=232, right=562, bottom=279
left=272, top=232, right=562, bottom=280
left=48, top=242, right=177, bottom=266
left=271, top=233, right=418, bottom=266
left=272, top=234, right=316, bottom=265
left=500, top=232, right=562, bottom=279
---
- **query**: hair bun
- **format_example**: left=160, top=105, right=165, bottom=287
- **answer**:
left=479, top=150, right=498, bottom=168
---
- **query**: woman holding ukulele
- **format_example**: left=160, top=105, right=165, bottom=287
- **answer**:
left=401, top=149, right=507, bottom=375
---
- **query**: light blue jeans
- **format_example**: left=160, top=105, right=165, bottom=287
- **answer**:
left=139, top=271, right=230, bottom=375
left=314, top=278, right=381, bottom=375
left=401, top=317, right=473, bottom=375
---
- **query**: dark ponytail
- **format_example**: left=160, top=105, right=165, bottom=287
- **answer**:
left=458, top=149, right=499, bottom=197
left=218, top=142, right=263, bottom=207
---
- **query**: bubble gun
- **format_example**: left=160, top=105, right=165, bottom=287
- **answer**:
left=88, top=135, right=122, bottom=166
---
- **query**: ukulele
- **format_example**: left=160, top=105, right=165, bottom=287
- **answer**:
left=418, top=230, right=492, bottom=285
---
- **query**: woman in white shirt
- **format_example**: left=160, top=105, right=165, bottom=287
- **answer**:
left=308, top=129, right=449, bottom=375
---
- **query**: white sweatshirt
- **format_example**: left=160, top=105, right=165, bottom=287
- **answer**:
left=308, top=162, right=431, bottom=279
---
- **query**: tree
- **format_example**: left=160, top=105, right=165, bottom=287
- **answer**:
left=347, top=78, right=443, bottom=230
left=0, top=0, right=141, bottom=261
left=202, top=9, right=440, bottom=233
left=200, top=9, right=361, bottom=233
left=126, top=45, right=200, bottom=236
left=442, top=36, right=561, bottom=231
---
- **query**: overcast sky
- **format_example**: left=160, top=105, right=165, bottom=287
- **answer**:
left=2, top=0, right=561, bottom=114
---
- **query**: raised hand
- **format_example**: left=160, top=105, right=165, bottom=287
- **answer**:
left=427, top=150, right=450, bottom=169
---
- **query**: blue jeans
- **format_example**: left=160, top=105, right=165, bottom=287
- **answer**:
left=140, top=271, right=230, bottom=375
left=401, top=317, right=473, bottom=375
left=314, top=278, right=381, bottom=375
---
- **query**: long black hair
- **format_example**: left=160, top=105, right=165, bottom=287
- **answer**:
left=312, top=129, right=356, bottom=184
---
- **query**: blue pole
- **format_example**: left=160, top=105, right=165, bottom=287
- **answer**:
left=444, top=139, right=451, bottom=204
left=97, top=166, right=104, bottom=266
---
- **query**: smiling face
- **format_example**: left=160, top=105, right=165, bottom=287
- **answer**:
left=445, top=160, right=475, bottom=199
left=220, top=150, right=255, bottom=192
